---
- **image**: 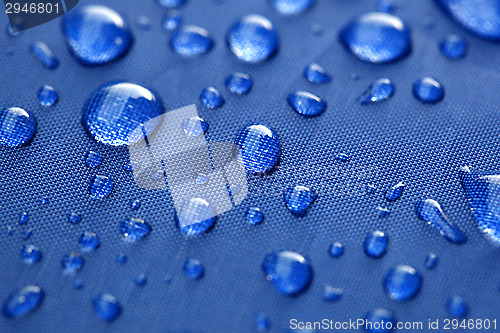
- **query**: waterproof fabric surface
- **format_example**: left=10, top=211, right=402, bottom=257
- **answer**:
left=1, top=0, right=500, bottom=332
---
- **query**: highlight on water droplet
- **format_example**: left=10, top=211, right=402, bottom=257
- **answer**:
left=287, top=91, right=326, bottom=117
left=30, top=42, right=59, bottom=69
left=92, top=294, right=121, bottom=322
left=38, top=85, right=58, bottom=107
left=225, top=72, right=253, bottom=95
left=0, top=107, right=37, bottom=147
left=440, top=34, right=467, bottom=59
left=358, top=78, right=395, bottom=104
left=2, top=285, right=44, bottom=318
left=184, top=258, right=205, bottom=279
left=385, top=181, right=404, bottom=201
left=328, top=242, right=344, bottom=258
left=413, top=77, right=444, bottom=104
left=364, top=308, right=396, bottom=333
left=269, top=0, right=316, bottom=16
left=120, top=217, right=151, bottom=242
left=384, top=265, right=422, bottom=301
left=364, top=230, right=388, bottom=258
left=89, top=175, right=113, bottom=199
left=447, top=296, right=468, bottom=318
left=62, top=252, right=84, bottom=274
left=262, top=250, right=312, bottom=295
left=162, top=10, right=182, bottom=31
left=323, top=285, right=343, bottom=302
left=304, top=63, right=331, bottom=84
left=246, top=207, right=264, bottom=225
left=284, top=185, right=317, bottom=216
left=85, top=151, right=102, bottom=168
left=79, top=231, right=100, bottom=252
left=170, top=25, right=214, bottom=56
left=21, top=245, right=41, bottom=264
left=175, top=197, right=216, bottom=235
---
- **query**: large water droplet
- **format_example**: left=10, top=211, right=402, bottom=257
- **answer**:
left=0, top=107, right=36, bottom=147
left=416, top=199, right=468, bottom=244
left=2, top=285, right=44, bottom=318
left=262, top=250, right=312, bottom=295
left=227, top=15, right=279, bottom=63
left=184, top=258, right=205, bottom=279
left=170, top=25, right=214, bottom=56
left=269, top=0, right=315, bottom=16
left=460, top=166, right=500, bottom=244
left=234, top=124, right=281, bottom=174
left=304, top=63, right=331, bottom=84
left=437, top=0, right=500, bottom=40
left=364, top=230, right=388, bottom=258
left=339, top=12, right=411, bottom=63
left=284, top=185, right=317, bottom=216
left=21, top=245, right=41, bottom=264
left=120, top=217, right=151, bottom=242
left=158, top=0, right=186, bottom=8
left=89, top=175, right=113, bottom=199
left=83, top=81, right=164, bottom=146
left=413, top=77, right=444, bottom=104
left=62, top=252, right=84, bottom=273
left=328, top=242, right=344, bottom=258
left=30, top=42, right=59, bottom=69
left=447, top=296, right=468, bottom=318
left=162, top=10, right=182, bottom=31
left=79, top=231, right=100, bottom=252
left=287, top=91, right=326, bottom=117
left=440, top=34, right=467, bottom=59
left=246, top=207, right=264, bottom=225
left=92, top=294, right=121, bottom=322
left=358, top=78, right=394, bottom=104
left=85, top=151, right=102, bottom=168
left=38, top=85, right=58, bottom=107
left=175, top=198, right=216, bottom=235
left=225, top=72, right=253, bottom=95
left=384, top=265, right=422, bottom=301
left=200, top=87, right=224, bottom=109
left=63, top=5, right=133, bottom=65
left=364, top=308, right=396, bottom=333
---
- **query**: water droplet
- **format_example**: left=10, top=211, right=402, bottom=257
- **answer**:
left=377, top=0, right=397, bottom=13
left=328, top=242, right=344, bottom=258
left=364, top=308, right=396, bottom=333
left=377, top=206, right=391, bottom=218
left=68, top=212, right=82, bottom=224
left=310, top=22, right=323, bottom=35
left=85, top=151, right=102, bottom=168
left=123, top=161, right=141, bottom=172
left=7, top=226, right=14, bottom=235
left=158, top=0, right=186, bottom=8
left=39, top=197, right=48, bottom=204
left=425, top=253, right=438, bottom=270
left=63, top=5, right=133, bottom=65
left=120, top=217, right=151, bottom=242
left=83, top=81, right=164, bottom=146
left=2, top=285, right=44, bottom=318
left=262, top=251, right=312, bottom=295
left=246, top=207, right=264, bottom=225
left=287, top=91, right=326, bottom=117
left=134, top=274, right=147, bottom=286
left=358, top=78, right=395, bottom=104
left=92, top=294, right=121, bottom=322
left=440, top=34, right=467, bottom=59
left=19, top=212, right=29, bottom=225
left=200, top=87, right=224, bottom=109
left=30, top=42, right=59, bottom=69
left=116, top=253, right=127, bottom=264
left=73, top=279, right=84, bottom=290
left=136, top=16, right=151, bottom=30
left=364, top=231, right=388, bottom=258
left=413, top=77, right=444, bottom=104
left=335, top=153, right=350, bottom=162
left=339, top=12, right=411, bottom=63
left=38, top=85, right=58, bottom=107
left=6, top=23, right=21, bottom=37
left=23, top=229, right=33, bottom=241
left=89, top=175, right=113, bottom=199
left=130, top=199, right=141, bottom=210
left=193, top=173, right=208, bottom=186
left=21, top=245, right=41, bottom=264
left=385, top=181, right=404, bottom=201
left=0, top=107, right=36, bottom=147
left=79, top=231, right=100, bottom=252
left=437, top=0, right=500, bottom=40
left=269, top=0, right=315, bottom=16
left=284, top=185, right=316, bottom=216
left=184, top=258, right=205, bottom=279
left=460, top=166, right=500, bottom=244
left=304, top=63, right=331, bottom=84
left=182, top=116, right=208, bottom=136
left=170, top=25, right=214, bottom=56
left=175, top=198, right=216, bottom=235
left=162, top=10, right=182, bottom=31
left=447, top=296, right=468, bottom=318
left=225, top=72, right=253, bottom=95
left=416, top=199, right=468, bottom=244
left=227, top=15, right=279, bottom=63
left=384, top=265, right=422, bottom=301
left=367, top=185, right=377, bottom=193
left=255, top=313, right=271, bottom=332
left=234, top=124, right=281, bottom=174
left=62, top=252, right=84, bottom=273
left=323, top=285, right=343, bottom=302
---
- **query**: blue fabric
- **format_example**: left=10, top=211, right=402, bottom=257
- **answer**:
left=1, top=0, right=500, bottom=332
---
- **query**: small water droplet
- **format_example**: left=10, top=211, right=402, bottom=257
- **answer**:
left=310, top=22, right=323, bottom=35
left=116, top=253, right=127, bottom=264
left=413, top=77, right=445, bottom=104
left=92, top=294, right=121, bottom=322
left=0, top=107, right=37, bottom=147
left=225, top=72, right=253, bottom=95
left=136, top=15, right=151, bottom=30
left=364, top=308, right=396, bottom=333
left=62, top=252, right=84, bottom=273
left=384, top=265, right=422, bottom=301
left=227, top=15, right=279, bottom=63
left=287, top=91, right=326, bottom=117
left=130, top=199, right=141, bottom=210
left=425, top=253, right=438, bottom=270
left=262, top=250, right=312, bottom=295
left=340, top=12, right=411, bottom=63
left=162, top=10, right=182, bottom=31
left=2, top=285, right=44, bottom=318
left=68, top=212, right=82, bottom=224
left=85, top=151, right=102, bottom=168
left=284, top=185, right=316, bottom=216
left=416, top=199, right=468, bottom=244
left=182, top=116, right=208, bottom=136
left=269, top=0, right=315, bottom=15
left=385, top=181, right=404, bottom=201
left=184, top=258, right=205, bottom=279
left=63, top=5, right=133, bottom=65
left=7, top=226, right=14, bottom=235
left=120, top=217, right=151, bottom=242
left=19, top=212, right=29, bottom=225
left=358, top=78, right=395, bottom=104
left=23, top=229, right=32, bottom=240
left=440, top=34, right=467, bottom=59
left=123, top=161, right=141, bottom=172
left=39, top=196, right=48, bottom=204
left=377, top=0, right=397, bottom=13
left=73, top=279, right=84, bottom=290
left=200, top=87, right=224, bottom=109
left=194, top=173, right=208, bottom=185
left=158, top=0, right=186, bottom=8
left=366, top=185, right=377, bottom=193
left=335, top=153, right=350, bottom=162
left=175, top=198, right=216, bottom=235
left=6, top=23, right=21, bottom=37
left=304, top=63, right=331, bottom=84
left=255, top=313, right=271, bottom=332
left=377, top=206, right=391, bottom=218
left=79, top=231, right=100, bottom=252
left=364, top=230, right=388, bottom=258
left=134, top=274, right=147, bottom=286
left=170, top=25, right=214, bottom=56
left=323, top=285, right=343, bottom=302
left=328, top=242, right=344, bottom=258
left=30, top=42, right=59, bottom=69
left=447, top=296, right=468, bottom=318
left=38, top=85, right=59, bottom=107
left=89, top=175, right=113, bottom=199
left=21, top=245, right=41, bottom=264
left=246, top=207, right=264, bottom=225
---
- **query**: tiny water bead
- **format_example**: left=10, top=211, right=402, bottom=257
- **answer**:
left=323, top=286, right=343, bottom=302
left=447, top=296, right=468, bottom=318
left=136, top=16, right=151, bottom=30
left=328, top=242, right=344, bottom=258
left=304, top=63, right=331, bottom=84
left=176, top=198, right=216, bottom=235
left=269, top=0, right=315, bottom=16
left=79, top=231, right=100, bottom=252
left=123, top=161, right=141, bottom=172
left=226, top=15, right=280, bottom=63
left=364, top=308, right=396, bottom=333
left=367, top=185, right=377, bottom=193
left=425, top=253, right=438, bottom=270
left=385, top=181, right=404, bottom=201
left=68, top=212, right=82, bottom=224
left=384, top=265, right=422, bottom=301
left=89, top=175, right=113, bottom=199
left=62, top=253, right=84, bottom=273
left=262, top=251, right=312, bottom=295
left=440, top=34, right=467, bottom=59
left=377, top=206, right=391, bottom=218
left=158, top=0, right=187, bottom=8
left=339, top=12, right=411, bottom=63
left=21, top=245, right=41, bottom=264
left=30, top=42, right=59, bottom=69
left=182, top=116, right=208, bottom=137
left=83, top=81, right=164, bottom=146
left=170, top=25, right=214, bottom=56
left=116, top=253, right=127, bottom=264
left=0, top=107, right=37, bottom=147
left=200, top=87, right=224, bottom=109
left=284, top=185, right=317, bottom=216
left=38, top=85, right=59, bottom=107
left=234, top=124, right=281, bottom=174
left=358, top=78, right=395, bottom=104
left=184, top=258, right=205, bottom=280
left=92, top=294, right=121, bottom=322
left=162, top=11, right=182, bottom=31
left=2, top=285, right=44, bottom=318
left=131, top=199, right=141, bottom=210
left=120, top=217, right=152, bottom=241
left=413, top=77, right=445, bottom=104
left=194, top=173, right=208, bottom=185
left=225, top=72, right=253, bottom=95
left=377, top=0, right=397, bottom=13
left=19, top=212, right=29, bottom=225
left=73, top=279, right=84, bottom=290
left=62, top=5, right=133, bottom=65
left=364, top=231, right=388, bottom=258
left=246, top=207, right=264, bottom=225
left=255, top=314, right=271, bottom=332
left=24, top=229, right=33, bottom=241
left=335, top=153, right=350, bottom=162
left=134, top=274, right=147, bottom=287
left=416, top=199, right=468, bottom=244
left=85, top=151, right=102, bottom=168
left=287, top=91, right=326, bottom=117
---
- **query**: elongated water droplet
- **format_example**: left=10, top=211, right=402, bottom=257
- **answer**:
left=170, top=25, right=214, bottom=56
left=262, top=250, right=312, bottom=295
left=364, top=231, right=388, bottom=258
left=358, top=78, right=394, bottom=104
left=385, top=181, right=404, bottom=201
left=200, top=87, right=224, bottom=109
left=0, top=107, right=36, bottom=147
left=304, top=63, right=331, bottom=84
left=184, top=258, right=205, bottom=279
left=413, top=77, right=444, bottom=104
left=79, top=231, right=100, bottom=252
left=440, top=34, right=467, bottom=59
left=19, top=212, right=29, bottom=225
left=158, top=0, right=186, bottom=8
left=162, top=10, right=182, bottom=31
left=85, top=151, right=102, bottom=168
left=246, top=207, right=264, bottom=225
left=21, top=245, right=41, bottom=264
left=269, top=0, right=315, bottom=16
left=416, top=199, right=467, bottom=244
left=175, top=198, right=216, bottom=235
left=62, top=252, right=84, bottom=273
left=89, top=175, right=113, bottom=199
left=2, top=285, right=44, bottom=318
left=30, top=42, right=59, bottom=69
left=225, top=72, right=253, bottom=95
left=287, top=91, right=326, bottom=117
left=364, top=308, right=396, bottom=333
left=328, top=242, right=344, bottom=258
left=425, top=253, right=438, bottom=270
left=120, top=217, right=151, bottom=241
left=92, top=294, right=121, bottom=322
left=335, top=153, right=350, bottom=162
left=384, top=265, right=422, bottom=301
left=38, top=85, right=58, bottom=107
left=284, top=185, right=316, bottom=216
left=323, top=285, right=343, bottom=302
